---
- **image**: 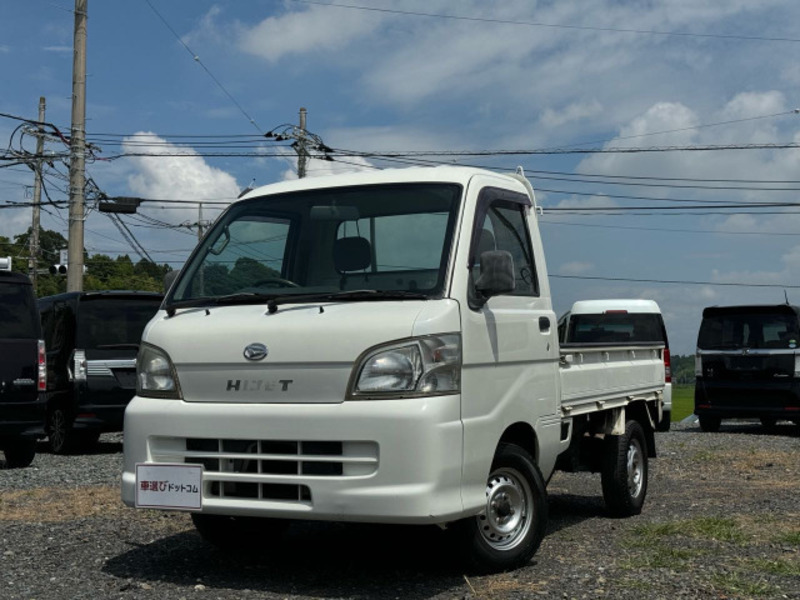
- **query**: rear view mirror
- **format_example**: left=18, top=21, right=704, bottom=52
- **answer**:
left=310, top=205, right=360, bottom=221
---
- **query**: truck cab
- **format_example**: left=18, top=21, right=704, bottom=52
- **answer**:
left=39, top=290, right=163, bottom=453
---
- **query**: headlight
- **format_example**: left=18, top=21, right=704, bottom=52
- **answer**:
left=137, top=343, right=182, bottom=399
left=350, top=334, right=461, bottom=399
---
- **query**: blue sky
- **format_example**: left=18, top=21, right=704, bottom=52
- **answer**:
left=3, top=0, right=800, bottom=354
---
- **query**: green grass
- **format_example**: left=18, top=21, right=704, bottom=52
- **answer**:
left=671, top=384, right=694, bottom=421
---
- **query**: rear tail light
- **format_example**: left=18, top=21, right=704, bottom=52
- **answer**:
left=794, top=354, right=800, bottom=377
left=38, top=340, right=46, bottom=391
left=695, top=353, right=702, bottom=377
left=663, top=348, right=672, bottom=383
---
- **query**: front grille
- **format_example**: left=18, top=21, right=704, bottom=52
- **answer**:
left=148, top=436, right=378, bottom=503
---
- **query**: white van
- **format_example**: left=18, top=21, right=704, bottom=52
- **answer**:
left=559, top=299, right=672, bottom=431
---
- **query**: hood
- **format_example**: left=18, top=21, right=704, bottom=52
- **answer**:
left=145, top=299, right=460, bottom=404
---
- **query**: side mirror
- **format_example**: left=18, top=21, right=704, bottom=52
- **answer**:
left=474, top=250, right=515, bottom=306
left=164, top=270, right=179, bottom=293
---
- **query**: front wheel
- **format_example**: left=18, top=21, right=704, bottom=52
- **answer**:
left=1, top=437, right=36, bottom=469
left=454, top=443, right=548, bottom=573
left=602, top=420, right=648, bottom=517
left=191, top=513, right=289, bottom=552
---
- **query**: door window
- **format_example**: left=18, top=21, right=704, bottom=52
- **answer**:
left=471, top=197, right=538, bottom=298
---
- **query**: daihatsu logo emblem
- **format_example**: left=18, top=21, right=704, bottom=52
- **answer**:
left=243, top=343, right=268, bottom=361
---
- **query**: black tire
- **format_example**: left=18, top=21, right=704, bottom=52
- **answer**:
left=656, top=410, right=671, bottom=432
left=454, top=443, right=548, bottom=573
left=47, top=407, right=98, bottom=454
left=1, top=437, right=36, bottom=469
left=191, top=513, right=289, bottom=552
left=698, top=415, right=721, bottom=433
left=602, top=420, right=648, bottom=518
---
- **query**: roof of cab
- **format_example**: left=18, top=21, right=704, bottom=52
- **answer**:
left=237, top=166, right=526, bottom=201
left=569, top=299, right=662, bottom=314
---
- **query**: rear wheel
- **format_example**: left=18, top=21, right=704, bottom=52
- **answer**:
left=1, top=437, right=36, bottom=469
left=602, top=420, right=648, bottom=517
left=191, top=513, right=289, bottom=552
left=454, top=443, right=548, bottom=573
left=698, top=415, right=721, bottom=433
left=47, top=408, right=98, bottom=454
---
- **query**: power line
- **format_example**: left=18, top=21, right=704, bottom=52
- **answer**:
left=292, top=1, right=800, bottom=44
left=551, top=274, right=800, bottom=289
left=142, top=0, right=263, bottom=133
left=540, top=219, right=800, bottom=237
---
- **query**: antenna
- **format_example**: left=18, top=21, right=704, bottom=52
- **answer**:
left=785, top=289, right=790, bottom=305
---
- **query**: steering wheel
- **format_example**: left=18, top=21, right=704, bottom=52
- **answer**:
left=252, top=277, right=300, bottom=288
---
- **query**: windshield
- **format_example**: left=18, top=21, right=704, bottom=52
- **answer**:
left=77, top=297, right=162, bottom=353
left=0, top=280, right=39, bottom=339
left=698, top=310, right=800, bottom=350
left=168, top=183, right=462, bottom=306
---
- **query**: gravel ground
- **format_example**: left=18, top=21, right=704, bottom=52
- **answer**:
left=1, top=420, right=798, bottom=600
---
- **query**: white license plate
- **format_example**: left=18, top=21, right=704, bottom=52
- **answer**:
left=135, top=463, right=202, bottom=511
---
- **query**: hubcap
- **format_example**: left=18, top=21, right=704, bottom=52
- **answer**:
left=627, top=438, right=644, bottom=498
left=477, top=467, right=532, bottom=550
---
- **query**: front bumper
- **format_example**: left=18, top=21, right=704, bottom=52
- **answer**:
left=121, top=394, right=466, bottom=525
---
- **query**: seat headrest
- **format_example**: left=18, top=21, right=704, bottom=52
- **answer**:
left=333, top=237, right=371, bottom=273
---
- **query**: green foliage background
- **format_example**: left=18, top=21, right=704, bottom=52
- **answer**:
left=1, top=228, right=172, bottom=297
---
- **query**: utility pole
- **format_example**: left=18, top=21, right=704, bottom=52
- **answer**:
left=67, top=0, right=87, bottom=292
left=28, top=97, right=46, bottom=290
left=297, top=107, right=308, bottom=179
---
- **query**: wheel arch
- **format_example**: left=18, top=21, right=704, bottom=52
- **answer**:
left=625, top=401, right=657, bottom=458
left=497, top=421, right=538, bottom=464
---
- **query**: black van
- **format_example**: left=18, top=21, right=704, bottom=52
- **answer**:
left=39, top=290, right=163, bottom=453
left=0, top=269, right=46, bottom=468
left=695, top=304, right=800, bottom=432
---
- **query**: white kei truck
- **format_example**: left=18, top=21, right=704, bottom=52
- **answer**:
left=121, top=166, right=665, bottom=573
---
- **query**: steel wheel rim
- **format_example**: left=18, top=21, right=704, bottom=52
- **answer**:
left=49, top=411, right=66, bottom=451
left=477, top=467, right=533, bottom=550
left=626, top=438, right=644, bottom=498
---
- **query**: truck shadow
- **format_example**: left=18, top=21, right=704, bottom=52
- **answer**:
left=104, top=522, right=470, bottom=598
left=103, top=493, right=600, bottom=596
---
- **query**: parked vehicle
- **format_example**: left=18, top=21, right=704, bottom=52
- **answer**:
left=121, top=167, right=665, bottom=572
left=0, top=260, right=46, bottom=468
left=695, top=304, right=800, bottom=432
left=558, top=299, right=672, bottom=431
left=39, top=290, right=163, bottom=453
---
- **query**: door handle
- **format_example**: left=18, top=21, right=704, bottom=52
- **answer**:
left=539, top=316, right=550, bottom=332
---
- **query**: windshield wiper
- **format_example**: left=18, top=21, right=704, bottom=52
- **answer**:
left=165, top=292, right=279, bottom=317
left=267, top=289, right=429, bottom=314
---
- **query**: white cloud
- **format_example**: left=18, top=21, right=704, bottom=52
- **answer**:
left=237, top=4, right=381, bottom=63
left=540, top=101, right=603, bottom=128
left=122, top=132, right=241, bottom=222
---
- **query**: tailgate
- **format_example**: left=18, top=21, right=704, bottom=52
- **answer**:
left=0, top=339, right=39, bottom=403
